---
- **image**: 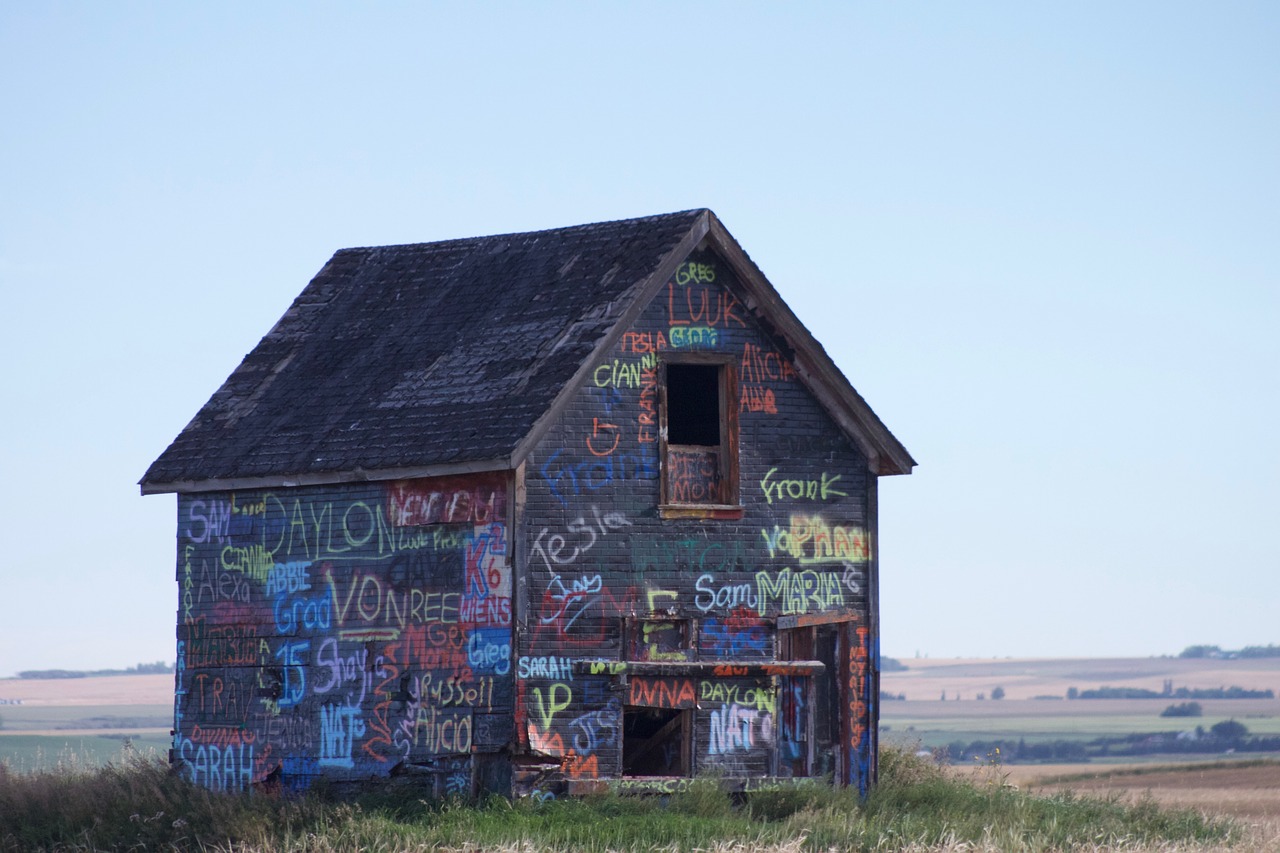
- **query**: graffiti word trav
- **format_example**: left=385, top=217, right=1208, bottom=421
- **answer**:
left=739, top=342, right=797, bottom=385
left=178, top=738, right=253, bottom=792
left=675, top=261, right=716, bottom=286
left=759, top=468, right=847, bottom=505
left=698, top=682, right=776, bottom=713
left=593, top=353, right=656, bottom=389
left=761, top=516, right=869, bottom=564
left=530, top=506, right=632, bottom=571
left=669, top=326, right=719, bottom=348
left=666, top=282, right=746, bottom=329
left=756, top=569, right=845, bottom=616
left=518, top=655, right=574, bottom=681
left=388, top=477, right=505, bottom=527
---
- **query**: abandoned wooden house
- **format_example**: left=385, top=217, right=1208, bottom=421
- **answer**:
left=141, top=209, right=915, bottom=799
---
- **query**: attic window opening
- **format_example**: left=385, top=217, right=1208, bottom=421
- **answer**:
left=660, top=358, right=740, bottom=515
left=666, top=364, right=720, bottom=446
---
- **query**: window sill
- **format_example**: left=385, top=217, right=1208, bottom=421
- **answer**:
left=658, top=504, right=744, bottom=520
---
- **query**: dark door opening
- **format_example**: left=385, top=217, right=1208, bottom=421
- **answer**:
left=622, top=707, right=690, bottom=776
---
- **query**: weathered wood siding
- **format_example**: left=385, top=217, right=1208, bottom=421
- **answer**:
left=515, top=249, right=878, bottom=797
left=172, top=473, right=513, bottom=795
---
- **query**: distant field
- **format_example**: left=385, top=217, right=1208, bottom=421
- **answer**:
left=881, top=657, right=1280, bottom=761
left=882, top=655, right=1280, bottom=701
left=0, top=674, right=171, bottom=771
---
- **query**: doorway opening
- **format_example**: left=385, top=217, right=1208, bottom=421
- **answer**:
left=622, top=707, right=691, bottom=776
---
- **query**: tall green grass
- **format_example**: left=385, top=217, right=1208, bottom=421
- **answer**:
left=0, top=747, right=1240, bottom=852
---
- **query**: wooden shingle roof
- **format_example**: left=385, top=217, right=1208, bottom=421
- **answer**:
left=141, top=209, right=914, bottom=494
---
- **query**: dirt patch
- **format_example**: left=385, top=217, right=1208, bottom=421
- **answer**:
left=1019, top=761, right=1280, bottom=821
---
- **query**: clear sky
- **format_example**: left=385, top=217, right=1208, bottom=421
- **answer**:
left=1, top=3, right=1276, bottom=678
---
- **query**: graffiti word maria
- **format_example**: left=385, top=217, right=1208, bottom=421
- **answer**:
left=759, top=468, right=847, bottom=505
left=694, top=569, right=845, bottom=616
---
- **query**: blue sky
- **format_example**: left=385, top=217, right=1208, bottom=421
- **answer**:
left=1, top=3, right=1276, bottom=676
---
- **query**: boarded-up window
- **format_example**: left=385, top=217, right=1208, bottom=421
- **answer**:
left=660, top=359, right=738, bottom=509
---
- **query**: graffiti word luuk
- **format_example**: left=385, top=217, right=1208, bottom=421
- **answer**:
left=759, top=469, right=847, bottom=505
left=761, top=516, right=869, bottom=564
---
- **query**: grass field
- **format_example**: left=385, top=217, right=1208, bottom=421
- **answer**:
left=0, top=673, right=172, bottom=772
left=5, top=659, right=1280, bottom=841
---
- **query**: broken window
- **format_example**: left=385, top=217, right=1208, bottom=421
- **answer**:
left=660, top=359, right=739, bottom=512
left=626, top=618, right=692, bottom=662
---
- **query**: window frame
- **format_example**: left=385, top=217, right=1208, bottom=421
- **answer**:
left=657, top=354, right=742, bottom=519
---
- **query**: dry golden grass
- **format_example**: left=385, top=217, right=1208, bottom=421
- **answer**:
left=0, top=673, right=171, bottom=706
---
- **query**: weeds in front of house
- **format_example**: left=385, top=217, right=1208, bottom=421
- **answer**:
left=0, top=747, right=1242, bottom=852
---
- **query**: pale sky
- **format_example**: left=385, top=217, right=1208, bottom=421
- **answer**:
left=2, top=3, right=1276, bottom=677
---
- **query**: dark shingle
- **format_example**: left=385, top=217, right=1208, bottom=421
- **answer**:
left=142, top=210, right=707, bottom=489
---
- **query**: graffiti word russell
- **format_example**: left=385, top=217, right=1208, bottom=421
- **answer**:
left=694, top=569, right=845, bottom=616
left=759, top=469, right=847, bottom=505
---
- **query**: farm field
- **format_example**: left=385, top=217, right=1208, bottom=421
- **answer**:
left=0, top=674, right=172, bottom=771
left=880, top=657, right=1280, bottom=754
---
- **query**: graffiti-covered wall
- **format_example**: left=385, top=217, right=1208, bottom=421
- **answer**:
left=173, top=473, right=513, bottom=795
left=516, top=249, right=879, bottom=796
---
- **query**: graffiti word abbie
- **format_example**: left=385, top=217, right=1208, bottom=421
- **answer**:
left=759, top=469, right=847, bottom=505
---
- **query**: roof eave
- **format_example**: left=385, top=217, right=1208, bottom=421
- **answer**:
left=703, top=215, right=916, bottom=477
left=507, top=210, right=714, bottom=470
left=139, top=457, right=513, bottom=496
